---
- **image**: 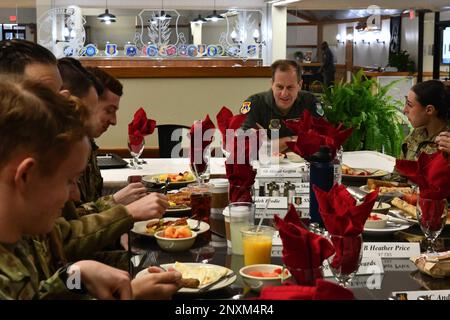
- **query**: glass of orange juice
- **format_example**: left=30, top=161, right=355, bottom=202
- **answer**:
left=241, top=225, right=275, bottom=266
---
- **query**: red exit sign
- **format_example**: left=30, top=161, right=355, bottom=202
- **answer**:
left=9, top=16, right=17, bottom=22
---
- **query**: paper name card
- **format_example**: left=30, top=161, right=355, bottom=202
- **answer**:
left=323, top=256, right=384, bottom=277
left=363, top=242, right=421, bottom=259
left=257, top=166, right=308, bottom=177
left=254, top=197, right=288, bottom=209
left=391, top=290, right=450, bottom=300
left=382, top=258, right=417, bottom=272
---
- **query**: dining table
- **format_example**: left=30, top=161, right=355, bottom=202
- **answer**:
left=100, top=151, right=450, bottom=300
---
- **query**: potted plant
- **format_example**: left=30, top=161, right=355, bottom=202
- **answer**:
left=388, top=50, right=415, bottom=73
left=320, top=70, right=408, bottom=157
left=293, top=51, right=304, bottom=62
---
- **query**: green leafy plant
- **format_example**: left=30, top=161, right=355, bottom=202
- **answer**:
left=388, top=50, right=415, bottom=73
left=320, top=70, right=407, bottom=157
left=293, top=51, right=304, bottom=61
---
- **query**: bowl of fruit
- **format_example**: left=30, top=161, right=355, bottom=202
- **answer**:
left=154, top=226, right=197, bottom=252
left=239, top=264, right=291, bottom=292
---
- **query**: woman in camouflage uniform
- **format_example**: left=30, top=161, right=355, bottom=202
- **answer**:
left=401, top=80, right=450, bottom=160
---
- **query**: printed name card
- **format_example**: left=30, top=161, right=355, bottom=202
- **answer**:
left=391, top=290, right=450, bottom=300
left=257, top=166, right=308, bottom=177
left=363, top=242, right=421, bottom=259
left=254, top=197, right=288, bottom=209
left=323, top=257, right=384, bottom=277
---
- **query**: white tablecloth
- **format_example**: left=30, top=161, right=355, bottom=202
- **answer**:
left=101, top=157, right=226, bottom=189
left=100, top=151, right=395, bottom=189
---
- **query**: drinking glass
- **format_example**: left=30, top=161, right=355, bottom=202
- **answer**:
left=186, top=183, right=213, bottom=242
left=416, top=197, right=447, bottom=253
left=241, top=225, right=275, bottom=266
left=327, top=234, right=363, bottom=287
left=189, top=144, right=211, bottom=185
left=128, top=137, right=144, bottom=169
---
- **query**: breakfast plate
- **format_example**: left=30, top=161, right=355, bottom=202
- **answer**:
left=132, top=218, right=210, bottom=237
left=136, top=263, right=236, bottom=293
left=142, top=172, right=196, bottom=188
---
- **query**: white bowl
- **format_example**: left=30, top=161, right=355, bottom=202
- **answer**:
left=364, top=213, right=388, bottom=229
left=154, top=229, right=197, bottom=252
left=239, top=264, right=291, bottom=292
left=371, top=202, right=391, bottom=215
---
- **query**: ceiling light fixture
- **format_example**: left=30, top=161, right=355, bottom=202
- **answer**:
left=191, top=14, right=207, bottom=24
left=206, top=0, right=224, bottom=22
left=97, top=0, right=116, bottom=24
left=155, top=0, right=171, bottom=21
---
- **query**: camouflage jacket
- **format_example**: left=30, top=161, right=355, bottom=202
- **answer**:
left=399, top=122, right=450, bottom=160
left=0, top=205, right=133, bottom=300
left=390, top=122, right=450, bottom=181
left=0, top=239, right=74, bottom=300
left=75, top=139, right=116, bottom=216
left=58, top=202, right=133, bottom=262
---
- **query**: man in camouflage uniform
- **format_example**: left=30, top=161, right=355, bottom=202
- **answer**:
left=0, top=79, right=134, bottom=300
left=0, top=41, right=166, bottom=276
left=241, top=59, right=324, bottom=153
left=56, top=59, right=168, bottom=269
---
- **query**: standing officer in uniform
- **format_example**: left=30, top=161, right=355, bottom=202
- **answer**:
left=240, top=59, right=324, bottom=152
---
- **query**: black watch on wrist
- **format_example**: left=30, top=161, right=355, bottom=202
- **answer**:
left=59, top=263, right=88, bottom=295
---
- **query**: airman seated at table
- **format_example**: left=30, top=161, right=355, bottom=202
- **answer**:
left=390, top=80, right=450, bottom=181
left=58, top=58, right=170, bottom=266
left=240, top=59, right=324, bottom=153
left=0, top=40, right=168, bottom=265
left=0, top=79, right=181, bottom=300
left=400, top=80, right=450, bottom=160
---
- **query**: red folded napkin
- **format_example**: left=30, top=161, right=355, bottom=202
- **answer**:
left=225, top=135, right=256, bottom=202
left=396, top=152, right=450, bottom=231
left=285, top=110, right=353, bottom=159
left=259, top=279, right=354, bottom=300
left=128, top=107, right=156, bottom=145
left=313, top=184, right=378, bottom=274
left=395, top=151, right=450, bottom=200
left=190, top=115, right=216, bottom=174
left=216, top=106, right=247, bottom=154
left=274, top=205, right=335, bottom=285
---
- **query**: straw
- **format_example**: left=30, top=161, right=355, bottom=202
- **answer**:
left=256, top=198, right=271, bottom=232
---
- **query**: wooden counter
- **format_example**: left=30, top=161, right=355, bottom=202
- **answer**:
left=78, top=57, right=270, bottom=78
left=79, top=57, right=262, bottom=68
left=82, top=66, right=270, bottom=78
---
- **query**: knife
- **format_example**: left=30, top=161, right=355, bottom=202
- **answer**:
left=198, top=271, right=236, bottom=293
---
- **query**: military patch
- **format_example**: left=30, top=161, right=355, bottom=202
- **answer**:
left=315, top=102, right=324, bottom=116
left=240, top=102, right=251, bottom=114
left=269, top=119, right=281, bottom=130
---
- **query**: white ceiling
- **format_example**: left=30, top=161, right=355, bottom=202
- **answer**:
left=288, top=0, right=450, bottom=10
left=1, top=0, right=449, bottom=10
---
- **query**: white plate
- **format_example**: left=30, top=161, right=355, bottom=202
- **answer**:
left=132, top=218, right=210, bottom=237
left=135, top=263, right=236, bottom=293
left=342, top=168, right=389, bottom=180
left=359, top=185, right=404, bottom=198
left=364, top=223, right=411, bottom=235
